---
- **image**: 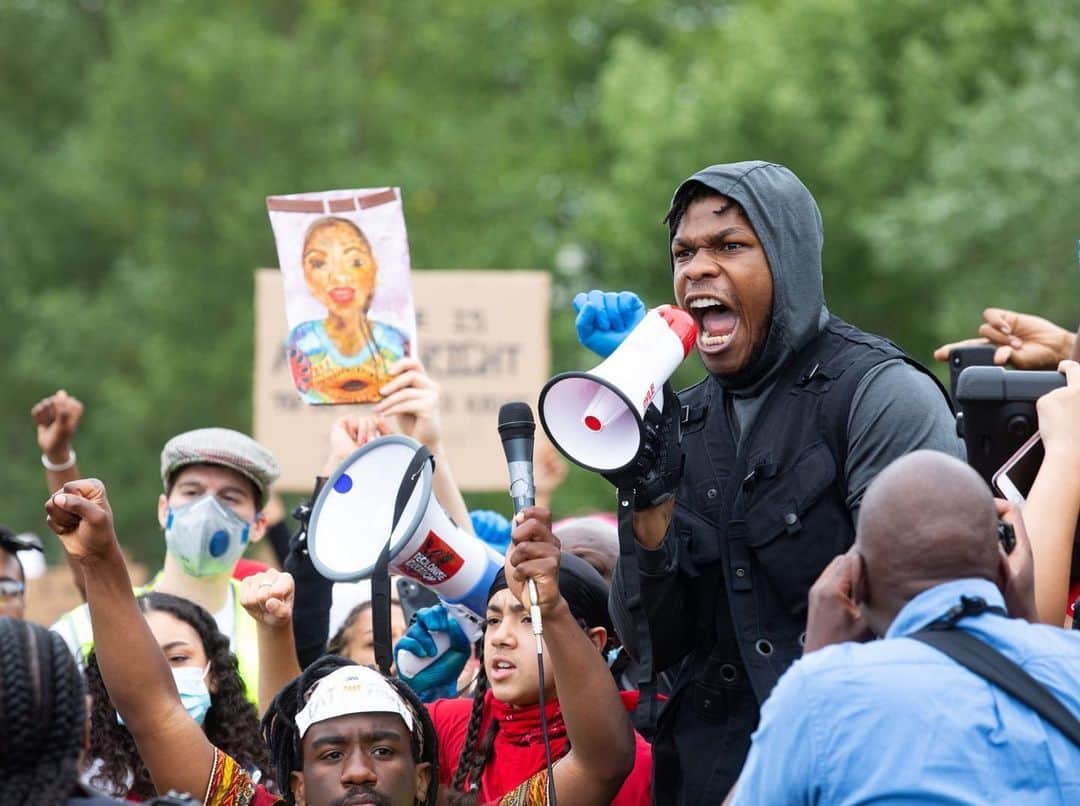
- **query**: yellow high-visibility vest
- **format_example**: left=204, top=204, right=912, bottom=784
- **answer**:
left=53, top=575, right=261, bottom=707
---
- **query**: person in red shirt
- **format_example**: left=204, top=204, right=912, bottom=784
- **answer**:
left=400, top=507, right=652, bottom=805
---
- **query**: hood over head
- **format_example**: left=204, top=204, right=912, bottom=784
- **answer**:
left=668, top=161, right=826, bottom=393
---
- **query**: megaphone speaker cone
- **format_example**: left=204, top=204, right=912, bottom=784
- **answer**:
left=539, top=372, right=644, bottom=473
left=308, top=436, right=432, bottom=582
left=539, top=305, right=697, bottom=474
left=308, top=434, right=504, bottom=623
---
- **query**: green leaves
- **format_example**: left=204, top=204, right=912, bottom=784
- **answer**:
left=4, top=1, right=1079, bottom=563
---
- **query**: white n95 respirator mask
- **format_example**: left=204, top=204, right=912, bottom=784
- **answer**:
left=164, top=494, right=251, bottom=578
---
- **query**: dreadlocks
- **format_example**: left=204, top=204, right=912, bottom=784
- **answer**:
left=0, top=617, right=87, bottom=805
left=262, top=654, right=439, bottom=805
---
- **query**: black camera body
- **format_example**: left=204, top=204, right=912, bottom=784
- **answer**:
left=948, top=343, right=999, bottom=404
left=954, top=367, right=1065, bottom=487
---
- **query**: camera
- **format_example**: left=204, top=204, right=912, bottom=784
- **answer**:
left=953, top=367, right=1064, bottom=487
left=948, top=343, right=998, bottom=404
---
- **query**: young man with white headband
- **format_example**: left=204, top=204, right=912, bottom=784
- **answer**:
left=45, top=476, right=437, bottom=806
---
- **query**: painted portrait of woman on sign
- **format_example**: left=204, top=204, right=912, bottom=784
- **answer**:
left=267, top=188, right=417, bottom=404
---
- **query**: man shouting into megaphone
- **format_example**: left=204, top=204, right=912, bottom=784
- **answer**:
left=574, top=161, right=963, bottom=803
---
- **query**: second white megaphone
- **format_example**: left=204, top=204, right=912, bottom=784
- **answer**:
left=306, top=435, right=502, bottom=621
left=539, top=304, right=697, bottom=473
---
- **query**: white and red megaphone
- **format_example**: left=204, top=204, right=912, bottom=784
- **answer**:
left=539, top=305, right=697, bottom=473
left=307, top=435, right=502, bottom=657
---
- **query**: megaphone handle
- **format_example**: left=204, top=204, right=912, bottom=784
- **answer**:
left=396, top=631, right=452, bottom=679
left=374, top=445, right=435, bottom=677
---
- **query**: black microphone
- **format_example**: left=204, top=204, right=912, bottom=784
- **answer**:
left=497, top=401, right=556, bottom=805
left=498, top=402, right=536, bottom=515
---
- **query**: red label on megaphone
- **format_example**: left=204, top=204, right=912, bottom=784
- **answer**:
left=399, top=531, right=465, bottom=585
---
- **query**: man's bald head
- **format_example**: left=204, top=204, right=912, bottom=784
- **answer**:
left=855, top=451, right=1000, bottom=631
left=554, top=517, right=619, bottom=584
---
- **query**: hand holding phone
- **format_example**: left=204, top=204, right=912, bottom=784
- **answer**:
left=992, top=432, right=1044, bottom=506
left=1036, top=360, right=1080, bottom=474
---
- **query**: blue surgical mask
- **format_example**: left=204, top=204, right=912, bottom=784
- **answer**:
left=164, top=494, right=251, bottom=578
left=118, top=663, right=212, bottom=727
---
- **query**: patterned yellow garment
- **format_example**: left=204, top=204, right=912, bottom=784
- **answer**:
left=494, top=769, right=550, bottom=806
left=203, top=748, right=281, bottom=806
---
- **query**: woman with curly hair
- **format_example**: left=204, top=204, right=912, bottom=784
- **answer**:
left=83, top=592, right=271, bottom=799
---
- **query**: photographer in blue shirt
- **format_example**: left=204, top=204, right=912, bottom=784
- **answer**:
left=731, top=449, right=1080, bottom=805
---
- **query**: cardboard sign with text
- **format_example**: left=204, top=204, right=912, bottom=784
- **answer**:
left=255, top=269, right=550, bottom=491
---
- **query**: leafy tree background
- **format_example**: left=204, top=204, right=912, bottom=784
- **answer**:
left=2, top=0, right=1078, bottom=565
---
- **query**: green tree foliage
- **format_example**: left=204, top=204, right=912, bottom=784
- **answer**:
left=3, top=0, right=1078, bottom=564
left=0, top=0, right=682, bottom=560
left=578, top=0, right=1064, bottom=364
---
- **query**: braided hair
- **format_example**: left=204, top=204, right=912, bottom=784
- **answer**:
left=262, top=654, right=439, bottom=805
left=447, top=553, right=618, bottom=804
left=447, top=653, right=498, bottom=806
left=85, top=592, right=271, bottom=799
left=0, top=617, right=87, bottom=805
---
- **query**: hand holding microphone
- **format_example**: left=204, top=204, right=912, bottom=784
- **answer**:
left=498, top=402, right=545, bottom=641
left=506, top=507, right=563, bottom=619
left=497, top=402, right=560, bottom=804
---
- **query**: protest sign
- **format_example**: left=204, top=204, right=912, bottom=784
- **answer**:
left=266, top=187, right=416, bottom=405
left=254, top=269, right=550, bottom=491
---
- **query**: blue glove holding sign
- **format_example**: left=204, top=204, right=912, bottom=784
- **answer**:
left=395, top=604, right=471, bottom=702
left=573, top=290, right=647, bottom=358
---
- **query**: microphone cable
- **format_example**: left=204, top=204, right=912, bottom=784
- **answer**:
left=498, top=402, right=557, bottom=805
left=527, top=578, right=557, bottom=806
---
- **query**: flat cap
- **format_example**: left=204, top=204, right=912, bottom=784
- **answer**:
left=160, top=428, right=280, bottom=508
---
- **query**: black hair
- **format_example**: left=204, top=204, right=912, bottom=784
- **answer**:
left=0, top=524, right=26, bottom=583
left=85, top=592, right=270, bottom=799
left=664, top=179, right=747, bottom=244
left=448, top=553, right=619, bottom=804
left=262, top=654, right=439, bottom=805
left=447, top=647, right=497, bottom=806
left=326, top=600, right=373, bottom=657
left=0, top=617, right=87, bottom=805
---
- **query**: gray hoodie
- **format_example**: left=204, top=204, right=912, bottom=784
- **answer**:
left=668, top=161, right=962, bottom=504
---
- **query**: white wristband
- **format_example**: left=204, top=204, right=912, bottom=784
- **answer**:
left=41, top=449, right=77, bottom=472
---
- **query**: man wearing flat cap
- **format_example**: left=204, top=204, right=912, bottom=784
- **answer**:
left=51, top=427, right=280, bottom=704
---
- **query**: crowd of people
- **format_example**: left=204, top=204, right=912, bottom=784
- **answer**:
left=3, top=160, right=1080, bottom=805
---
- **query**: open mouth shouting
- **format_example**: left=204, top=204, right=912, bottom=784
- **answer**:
left=687, top=294, right=740, bottom=355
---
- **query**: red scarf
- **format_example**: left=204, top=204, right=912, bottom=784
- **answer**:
left=431, top=690, right=652, bottom=804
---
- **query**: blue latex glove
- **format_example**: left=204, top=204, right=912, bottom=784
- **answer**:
left=395, top=604, right=471, bottom=702
left=573, top=290, right=647, bottom=358
left=469, top=509, right=512, bottom=554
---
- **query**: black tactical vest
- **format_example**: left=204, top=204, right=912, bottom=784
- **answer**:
left=651, top=316, right=949, bottom=803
